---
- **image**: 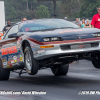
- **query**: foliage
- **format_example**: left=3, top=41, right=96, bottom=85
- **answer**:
left=59, top=0, right=81, bottom=18
left=36, top=5, right=50, bottom=18
left=1, top=0, right=100, bottom=21
left=0, top=0, right=52, bottom=21
left=79, top=0, right=100, bottom=17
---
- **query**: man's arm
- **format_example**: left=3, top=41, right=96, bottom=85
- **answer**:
left=91, top=15, right=95, bottom=28
left=79, top=22, right=81, bottom=27
left=2, top=26, right=6, bottom=34
left=3, top=31, right=5, bottom=34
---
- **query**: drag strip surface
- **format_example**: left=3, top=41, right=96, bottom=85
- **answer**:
left=0, top=60, right=100, bottom=100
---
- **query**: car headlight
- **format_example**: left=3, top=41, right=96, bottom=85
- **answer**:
left=93, top=33, right=100, bottom=37
left=51, top=37, right=59, bottom=41
left=43, top=38, right=50, bottom=42
left=43, top=37, right=62, bottom=42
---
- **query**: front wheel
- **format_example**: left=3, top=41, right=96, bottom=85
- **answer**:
left=24, top=46, right=39, bottom=75
left=51, top=64, right=69, bottom=76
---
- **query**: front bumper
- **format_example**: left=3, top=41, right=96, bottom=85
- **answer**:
left=33, top=40, right=100, bottom=60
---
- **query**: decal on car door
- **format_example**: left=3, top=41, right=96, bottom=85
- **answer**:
left=1, top=46, right=17, bottom=55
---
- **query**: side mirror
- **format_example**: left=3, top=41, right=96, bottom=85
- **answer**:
left=8, top=33, right=19, bottom=38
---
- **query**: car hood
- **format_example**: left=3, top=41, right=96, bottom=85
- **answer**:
left=23, top=28, right=100, bottom=42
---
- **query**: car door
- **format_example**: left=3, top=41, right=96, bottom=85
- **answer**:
left=0, top=24, right=22, bottom=68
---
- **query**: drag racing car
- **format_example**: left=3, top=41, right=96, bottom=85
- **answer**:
left=1, top=19, right=100, bottom=80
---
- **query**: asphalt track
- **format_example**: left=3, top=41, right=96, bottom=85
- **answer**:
left=0, top=60, right=100, bottom=100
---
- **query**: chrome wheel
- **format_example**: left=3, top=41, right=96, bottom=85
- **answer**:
left=24, top=46, right=39, bottom=75
left=25, top=50, right=32, bottom=71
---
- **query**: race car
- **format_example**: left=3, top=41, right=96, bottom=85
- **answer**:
left=1, top=18, right=100, bottom=80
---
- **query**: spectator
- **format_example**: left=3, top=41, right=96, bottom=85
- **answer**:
left=75, top=18, right=81, bottom=26
left=2, top=21, right=12, bottom=34
left=91, top=6, right=100, bottom=29
left=22, top=18, right=27, bottom=21
left=64, top=17, right=67, bottom=20
left=85, top=19, right=91, bottom=28
left=81, top=19, right=85, bottom=28
left=83, top=17, right=86, bottom=23
left=80, top=17, right=86, bottom=24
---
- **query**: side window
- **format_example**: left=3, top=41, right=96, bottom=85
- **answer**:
left=4, top=25, right=18, bottom=39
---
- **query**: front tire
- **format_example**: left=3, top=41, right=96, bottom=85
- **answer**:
left=0, top=60, right=10, bottom=80
left=24, top=46, right=39, bottom=75
left=51, top=64, right=69, bottom=76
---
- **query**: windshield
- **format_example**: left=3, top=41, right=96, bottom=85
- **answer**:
left=19, top=19, right=80, bottom=32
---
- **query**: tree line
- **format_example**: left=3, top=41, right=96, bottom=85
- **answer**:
left=0, top=0, right=100, bottom=21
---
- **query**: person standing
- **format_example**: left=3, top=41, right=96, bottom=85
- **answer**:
left=2, top=21, right=12, bottom=34
left=81, top=19, right=85, bottom=28
left=85, top=19, right=91, bottom=28
left=21, top=18, right=27, bottom=21
left=75, top=18, right=81, bottom=26
left=64, top=17, right=67, bottom=21
left=91, top=6, right=100, bottom=29
left=83, top=17, right=86, bottom=23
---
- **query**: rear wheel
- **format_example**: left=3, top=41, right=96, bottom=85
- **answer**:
left=51, top=64, right=69, bottom=76
left=92, top=56, right=100, bottom=69
left=0, top=60, right=10, bottom=80
left=24, top=46, right=39, bottom=75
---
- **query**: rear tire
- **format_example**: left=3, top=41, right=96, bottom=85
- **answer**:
left=51, top=64, right=69, bottom=76
left=0, top=60, right=10, bottom=80
left=92, top=57, right=100, bottom=69
left=24, top=46, right=39, bottom=75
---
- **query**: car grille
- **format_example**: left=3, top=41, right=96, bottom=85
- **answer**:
left=60, top=42, right=99, bottom=50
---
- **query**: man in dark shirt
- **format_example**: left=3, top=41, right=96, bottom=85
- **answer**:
left=3, top=21, right=12, bottom=34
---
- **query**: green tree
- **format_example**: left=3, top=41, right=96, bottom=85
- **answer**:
left=59, top=0, right=81, bottom=18
left=4, top=0, right=17, bottom=21
left=79, top=0, right=100, bottom=17
left=0, top=0, right=83, bottom=21
left=36, top=5, right=50, bottom=18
